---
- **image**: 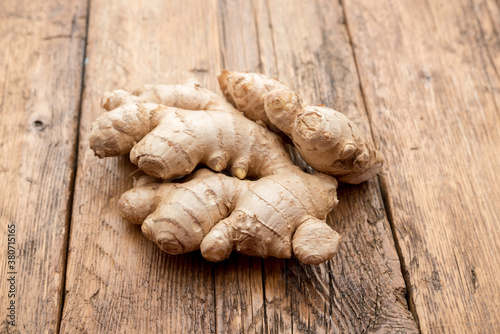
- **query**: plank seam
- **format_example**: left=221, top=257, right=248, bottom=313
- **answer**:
left=212, top=264, right=217, bottom=334
left=338, top=0, right=422, bottom=332
left=377, top=175, right=421, bottom=332
left=57, top=0, right=91, bottom=332
left=261, top=259, right=268, bottom=334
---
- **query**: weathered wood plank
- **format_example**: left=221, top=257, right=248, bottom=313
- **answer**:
left=0, top=1, right=87, bottom=332
left=343, top=0, right=500, bottom=332
left=213, top=255, right=266, bottom=333
left=60, top=0, right=224, bottom=332
left=219, top=0, right=419, bottom=332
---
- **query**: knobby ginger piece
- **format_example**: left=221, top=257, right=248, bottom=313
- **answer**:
left=90, top=83, right=293, bottom=179
left=120, top=169, right=340, bottom=265
left=218, top=70, right=383, bottom=184
left=89, top=80, right=342, bottom=264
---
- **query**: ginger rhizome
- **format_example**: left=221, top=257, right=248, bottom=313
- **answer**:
left=88, top=71, right=385, bottom=264
left=218, top=71, right=383, bottom=184
left=89, top=80, right=342, bottom=264
left=90, top=83, right=294, bottom=180
left=120, top=169, right=340, bottom=265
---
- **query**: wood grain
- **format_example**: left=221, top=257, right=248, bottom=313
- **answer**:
left=343, top=0, right=500, bottom=332
left=213, top=255, right=266, bottom=333
left=60, top=0, right=223, bottom=332
left=218, top=0, right=418, bottom=332
left=0, top=0, right=87, bottom=332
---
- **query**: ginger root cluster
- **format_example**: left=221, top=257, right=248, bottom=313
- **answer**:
left=89, top=71, right=382, bottom=265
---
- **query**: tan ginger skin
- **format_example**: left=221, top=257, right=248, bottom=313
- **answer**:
left=89, top=82, right=294, bottom=180
left=218, top=70, right=383, bottom=184
left=89, top=80, right=342, bottom=264
left=120, top=169, right=339, bottom=265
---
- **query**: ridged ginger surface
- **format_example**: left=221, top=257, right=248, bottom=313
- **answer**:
left=90, top=83, right=293, bottom=180
left=218, top=70, right=383, bottom=184
left=120, top=169, right=339, bottom=265
left=89, top=80, right=342, bottom=264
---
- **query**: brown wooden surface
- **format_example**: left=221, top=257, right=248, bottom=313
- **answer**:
left=219, top=1, right=417, bottom=332
left=343, top=0, right=500, bottom=332
left=1, top=0, right=499, bottom=333
left=0, top=1, right=87, bottom=333
left=60, top=1, right=221, bottom=332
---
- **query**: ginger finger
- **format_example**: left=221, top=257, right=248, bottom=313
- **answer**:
left=132, top=81, right=235, bottom=112
left=218, top=70, right=288, bottom=132
left=292, top=218, right=340, bottom=265
left=264, top=89, right=383, bottom=183
left=218, top=70, right=383, bottom=184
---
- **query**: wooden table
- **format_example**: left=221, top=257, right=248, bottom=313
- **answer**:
left=1, top=0, right=499, bottom=333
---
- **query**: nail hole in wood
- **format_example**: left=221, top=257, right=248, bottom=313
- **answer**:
left=33, top=120, right=45, bottom=130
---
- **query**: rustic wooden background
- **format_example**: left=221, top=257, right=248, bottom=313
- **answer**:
left=1, top=0, right=499, bottom=333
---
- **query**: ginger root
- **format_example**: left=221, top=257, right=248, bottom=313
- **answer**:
left=89, top=79, right=344, bottom=265
left=218, top=70, right=383, bottom=184
left=119, top=168, right=340, bottom=265
left=89, top=83, right=294, bottom=180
